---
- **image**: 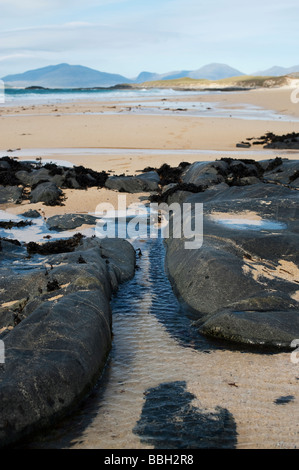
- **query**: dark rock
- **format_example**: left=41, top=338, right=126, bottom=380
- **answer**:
left=199, top=308, right=299, bottom=350
left=0, top=160, right=11, bottom=170
left=0, top=238, right=22, bottom=250
left=20, top=210, right=41, bottom=219
left=263, top=160, right=299, bottom=187
left=0, top=236, right=136, bottom=447
left=0, top=158, right=109, bottom=193
left=164, top=158, right=299, bottom=350
left=236, top=142, right=251, bottom=148
left=249, top=132, right=299, bottom=149
left=46, top=213, right=97, bottom=231
left=0, top=186, right=22, bottom=204
left=105, top=171, right=160, bottom=193
left=15, top=168, right=50, bottom=187
left=30, top=182, right=63, bottom=206
left=0, top=172, right=21, bottom=186
left=182, top=162, right=227, bottom=187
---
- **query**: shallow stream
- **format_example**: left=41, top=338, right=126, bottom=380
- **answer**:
left=14, top=234, right=242, bottom=449
left=1, top=174, right=298, bottom=449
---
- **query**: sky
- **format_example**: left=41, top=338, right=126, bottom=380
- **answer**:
left=0, top=0, right=299, bottom=78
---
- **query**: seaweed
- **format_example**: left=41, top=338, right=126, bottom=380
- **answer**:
left=245, top=132, right=299, bottom=149
left=27, top=233, right=84, bottom=255
left=0, top=220, right=32, bottom=229
left=150, top=183, right=206, bottom=203
left=289, top=170, right=299, bottom=183
left=47, top=279, right=60, bottom=292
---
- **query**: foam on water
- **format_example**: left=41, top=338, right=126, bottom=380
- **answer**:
left=0, top=210, right=95, bottom=243
left=216, top=217, right=287, bottom=231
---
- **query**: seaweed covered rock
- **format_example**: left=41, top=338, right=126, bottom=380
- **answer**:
left=0, top=157, right=109, bottom=206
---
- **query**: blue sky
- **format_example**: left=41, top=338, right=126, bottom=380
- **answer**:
left=0, top=0, right=299, bottom=77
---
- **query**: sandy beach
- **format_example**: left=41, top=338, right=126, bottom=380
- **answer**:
left=1, top=84, right=299, bottom=449
left=1, top=86, right=299, bottom=219
left=1, top=88, right=299, bottom=163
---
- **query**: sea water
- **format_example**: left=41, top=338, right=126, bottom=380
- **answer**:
left=1, top=87, right=209, bottom=106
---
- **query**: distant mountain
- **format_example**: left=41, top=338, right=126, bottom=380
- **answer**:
left=188, top=63, right=244, bottom=80
left=2, top=62, right=265, bottom=89
left=159, top=70, right=193, bottom=80
left=2, top=63, right=132, bottom=88
left=134, top=71, right=161, bottom=83
left=135, top=63, right=244, bottom=83
left=254, top=65, right=299, bottom=76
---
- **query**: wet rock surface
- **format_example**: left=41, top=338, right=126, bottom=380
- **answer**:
left=163, top=158, right=299, bottom=350
left=0, top=235, right=136, bottom=447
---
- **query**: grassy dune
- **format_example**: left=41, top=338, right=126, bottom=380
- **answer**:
left=137, top=74, right=289, bottom=90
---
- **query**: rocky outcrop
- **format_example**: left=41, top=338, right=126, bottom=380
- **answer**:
left=30, top=182, right=63, bottom=206
left=0, top=157, right=109, bottom=206
left=164, top=158, right=299, bottom=350
left=0, top=235, right=136, bottom=447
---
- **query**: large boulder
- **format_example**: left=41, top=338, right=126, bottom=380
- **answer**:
left=0, top=236, right=136, bottom=447
left=30, top=182, right=63, bottom=206
left=181, top=161, right=227, bottom=187
left=164, top=158, right=299, bottom=350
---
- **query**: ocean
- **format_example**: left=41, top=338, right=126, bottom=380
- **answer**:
left=1, top=87, right=208, bottom=106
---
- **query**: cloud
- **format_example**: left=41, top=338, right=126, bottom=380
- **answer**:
left=0, top=53, right=35, bottom=62
left=0, top=0, right=128, bottom=10
left=0, top=0, right=299, bottom=76
left=0, top=20, right=177, bottom=54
